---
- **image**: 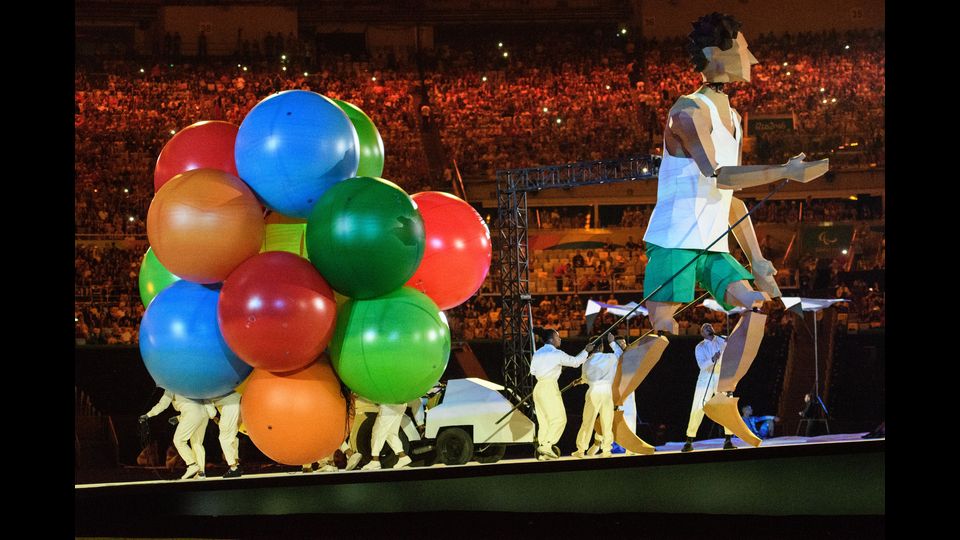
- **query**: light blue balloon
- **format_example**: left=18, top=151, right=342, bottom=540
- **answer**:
left=235, top=90, right=360, bottom=218
left=139, top=281, right=252, bottom=399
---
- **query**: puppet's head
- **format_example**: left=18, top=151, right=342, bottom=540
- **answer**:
left=686, top=12, right=758, bottom=83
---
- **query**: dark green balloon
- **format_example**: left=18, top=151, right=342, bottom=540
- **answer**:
left=330, top=286, right=450, bottom=404
left=332, top=99, right=385, bottom=178
left=138, top=247, right=181, bottom=308
left=306, top=176, right=425, bottom=299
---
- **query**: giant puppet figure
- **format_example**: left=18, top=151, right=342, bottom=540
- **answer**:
left=610, top=13, right=829, bottom=450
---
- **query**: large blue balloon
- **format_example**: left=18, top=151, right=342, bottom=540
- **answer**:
left=139, top=281, right=252, bottom=399
left=235, top=90, right=360, bottom=218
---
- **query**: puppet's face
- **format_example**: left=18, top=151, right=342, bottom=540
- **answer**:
left=701, top=33, right=758, bottom=83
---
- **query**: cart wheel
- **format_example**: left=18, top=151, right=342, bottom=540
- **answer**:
left=435, top=427, right=473, bottom=465
left=474, top=443, right=506, bottom=464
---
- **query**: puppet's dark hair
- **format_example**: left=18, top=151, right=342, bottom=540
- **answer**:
left=686, top=12, right=743, bottom=72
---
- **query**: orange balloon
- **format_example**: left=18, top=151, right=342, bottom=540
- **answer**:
left=240, top=360, right=349, bottom=465
left=147, top=168, right=265, bottom=284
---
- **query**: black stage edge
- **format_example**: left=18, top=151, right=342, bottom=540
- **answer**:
left=76, top=439, right=884, bottom=537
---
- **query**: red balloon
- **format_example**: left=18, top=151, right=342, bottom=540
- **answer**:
left=154, top=121, right=239, bottom=192
left=218, top=251, right=337, bottom=372
left=240, top=360, right=348, bottom=466
left=406, top=192, right=492, bottom=310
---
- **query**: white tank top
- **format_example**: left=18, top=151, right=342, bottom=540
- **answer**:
left=643, top=92, right=741, bottom=252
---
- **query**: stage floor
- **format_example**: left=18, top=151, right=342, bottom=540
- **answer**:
left=76, top=431, right=878, bottom=489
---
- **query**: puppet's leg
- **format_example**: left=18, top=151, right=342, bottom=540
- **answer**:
left=703, top=280, right=769, bottom=447
left=606, top=301, right=676, bottom=454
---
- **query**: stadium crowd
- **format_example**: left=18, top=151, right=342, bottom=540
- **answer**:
left=75, top=26, right=884, bottom=343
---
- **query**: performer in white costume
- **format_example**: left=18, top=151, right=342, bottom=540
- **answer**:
left=682, top=323, right=734, bottom=452
left=208, top=390, right=242, bottom=477
left=140, top=389, right=214, bottom=479
left=530, top=327, right=593, bottom=460
left=575, top=333, right=623, bottom=458
left=360, top=403, right=412, bottom=470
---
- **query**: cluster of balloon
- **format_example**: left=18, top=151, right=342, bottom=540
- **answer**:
left=137, top=89, right=488, bottom=467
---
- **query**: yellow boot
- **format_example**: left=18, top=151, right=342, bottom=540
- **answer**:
left=703, top=394, right=761, bottom=447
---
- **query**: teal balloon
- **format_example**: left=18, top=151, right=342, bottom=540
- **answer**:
left=332, top=99, right=385, bottom=178
left=139, top=247, right=181, bottom=308
left=306, top=176, right=425, bottom=299
left=330, top=287, right=450, bottom=404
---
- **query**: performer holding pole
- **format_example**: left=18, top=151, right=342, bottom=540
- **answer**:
left=682, top=323, right=734, bottom=452
left=616, top=12, right=829, bottom=447
left=530, top=327, right=593, bottom=460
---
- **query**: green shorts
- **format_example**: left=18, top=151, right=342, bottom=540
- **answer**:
left=642, top=242, right=753, bottom=311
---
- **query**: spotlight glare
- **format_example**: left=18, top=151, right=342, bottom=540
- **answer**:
left=503, top=51, right=509, bottom=58
left=482, top=76, right=487, bottom=82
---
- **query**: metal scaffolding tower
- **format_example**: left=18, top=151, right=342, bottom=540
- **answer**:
left=495, top=155, right=661, bottom=399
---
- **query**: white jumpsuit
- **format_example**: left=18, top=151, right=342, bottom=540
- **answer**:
left=576, top=340, right=622, bottom=454
left=209, top=391, right=242, bottom=467
left=370, top=403, right=407, bottom=456
left=685, top=336, right=733, bottom=438
left=530, top=344, right=589, bottom=451
left=145, top=390, right=214, bottom=470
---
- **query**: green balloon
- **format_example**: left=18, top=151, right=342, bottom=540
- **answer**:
left=306, top=176, right=425, bottom=299
left=333, top=99, right=385, bottom=178
left=138, top=247, right=181, bottom=308
left=330, top=287, right=450, bottom=404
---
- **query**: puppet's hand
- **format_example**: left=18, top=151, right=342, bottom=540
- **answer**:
left=784, top=154, right=829, bottom=183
